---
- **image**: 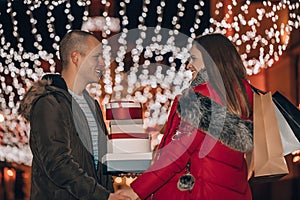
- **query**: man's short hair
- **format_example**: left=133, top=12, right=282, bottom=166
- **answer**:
left=59, top=30, right=98, bottom=68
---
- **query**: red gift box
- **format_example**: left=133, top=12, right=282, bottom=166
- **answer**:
left=105, top=101, right=143, bottom=120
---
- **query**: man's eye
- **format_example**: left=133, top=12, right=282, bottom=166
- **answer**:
left=94, top=53, right=102, bottom=57
left=93, top=54, right=102, bottom=59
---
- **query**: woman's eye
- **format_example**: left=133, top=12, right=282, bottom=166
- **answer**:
left=189, top=56, right=197, bottom=61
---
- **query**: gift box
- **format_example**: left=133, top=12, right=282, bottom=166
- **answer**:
left=102, top=152, right=153, bottom=174
left=110, top=123, right=145, bottom=134
left=110, top=119, right=143, bottom=125
left=105, top=101, right=143, bottom=120
left=108, top=133, right=149, bottom=139
left=107, top=134, right=151, bottom=154
left=104, top=101, right=152, bottom=174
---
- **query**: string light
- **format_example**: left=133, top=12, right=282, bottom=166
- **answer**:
left=0, top=0, right=88, bottom=166
left=101, top=0, right=118, bottom=99
left=126, top=0, right=150, bottom=98
left=108, top=0, right=132, bottom=100
left=122, top=0, right=203, bottom=128
left=27, top=4, right=43, bottom=52
left=65, top=0, right=74, bottom=31
left=207, top=0, right=299, bottom=75
left=46, top=1, right=57, bottom=60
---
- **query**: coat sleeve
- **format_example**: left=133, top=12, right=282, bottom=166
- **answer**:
left=131, top=97, right=206, bottom=199
left=30, top=96, right=110, bottom=200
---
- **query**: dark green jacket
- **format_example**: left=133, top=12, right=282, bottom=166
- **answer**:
left=19, top=74, right=113, bottom=200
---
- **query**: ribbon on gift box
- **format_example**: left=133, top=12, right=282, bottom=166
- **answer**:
left=108, top=133, right=150, bottom=139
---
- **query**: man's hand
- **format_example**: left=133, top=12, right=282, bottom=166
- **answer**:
left=108, top=192, right=131, bottom=200
left=116, top=188, right=139, bottom=200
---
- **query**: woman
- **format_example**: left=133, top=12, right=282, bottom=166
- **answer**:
left=119, top=33, right=254, bottom=199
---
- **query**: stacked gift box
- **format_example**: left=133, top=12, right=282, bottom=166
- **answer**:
left=102, top=101, right=152, bottom=174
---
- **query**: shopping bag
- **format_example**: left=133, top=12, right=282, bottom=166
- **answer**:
left=252, top=91, right=289, bottom=181
left=272, top=91, right=300, bottom=142
left=274, top=104, right=300, bottom=155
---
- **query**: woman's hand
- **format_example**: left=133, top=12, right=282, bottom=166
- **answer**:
left=108, top=192, right=131, bottom=200
left=116, top=188, right=139, bottom=200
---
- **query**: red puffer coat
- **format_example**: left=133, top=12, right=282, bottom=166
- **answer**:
left=131, top=80, right=253, bottom=200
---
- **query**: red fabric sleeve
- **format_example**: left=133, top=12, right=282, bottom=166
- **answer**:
left=131, top=97, right=206, bottom=199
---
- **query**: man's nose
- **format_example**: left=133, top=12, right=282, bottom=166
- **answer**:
left=98, top=57, right=105, bottom=64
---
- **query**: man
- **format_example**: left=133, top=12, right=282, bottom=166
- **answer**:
left=19, top=30, right=129, bottom=200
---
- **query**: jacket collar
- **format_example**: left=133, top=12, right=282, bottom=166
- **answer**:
left=176, top=89, right=253, bottom=152
left=42, top=73, right=68, bottom=91
left=18, top=74, right=69, bottom=121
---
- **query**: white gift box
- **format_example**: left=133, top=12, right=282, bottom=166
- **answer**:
left=107, top=138, right=151, bottom=153
left=110, top=119, right=143, bottom=125
left=102, top=152, right=153, bottom=173
left=110, top=123, right=145, bottom=134
left=106, top=101, right=142, bottom=109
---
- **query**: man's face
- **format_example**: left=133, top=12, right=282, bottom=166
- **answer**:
left=78, top=36, right=105, bottom=84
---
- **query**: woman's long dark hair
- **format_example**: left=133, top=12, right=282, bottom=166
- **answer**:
left=194, top=34, right=251, bottom=117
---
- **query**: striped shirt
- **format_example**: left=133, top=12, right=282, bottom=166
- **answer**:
left=69, top=89, right=99, bottom=169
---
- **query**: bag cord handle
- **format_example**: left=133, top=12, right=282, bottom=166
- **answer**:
left=251, top=85, right=267, bottom=95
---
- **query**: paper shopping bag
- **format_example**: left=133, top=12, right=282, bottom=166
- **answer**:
left=252, top=92, right=289, bottom=181
left=272, top=92, right=300, bottom=142
left=274, top=104, right=300, bottom=155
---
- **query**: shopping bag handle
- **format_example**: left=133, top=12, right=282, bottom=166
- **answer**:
left=251, top=85, right=267, bottom=95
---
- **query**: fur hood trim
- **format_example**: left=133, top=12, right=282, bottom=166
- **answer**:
left=18, top=79, right=52, bottom=121
left=177, top=90, right=253, bottom=152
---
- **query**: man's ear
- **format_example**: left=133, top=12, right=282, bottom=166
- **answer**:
left=71, top=51, right=79, bottom=66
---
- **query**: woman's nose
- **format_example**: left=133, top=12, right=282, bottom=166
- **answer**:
left=186, top=62, right=193, bottom=70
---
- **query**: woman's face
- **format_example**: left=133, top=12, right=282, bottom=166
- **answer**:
left=186, top=45, right=205, bottom=80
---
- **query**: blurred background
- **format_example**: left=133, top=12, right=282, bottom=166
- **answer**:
left=0, top=0, right=299, bottom=199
